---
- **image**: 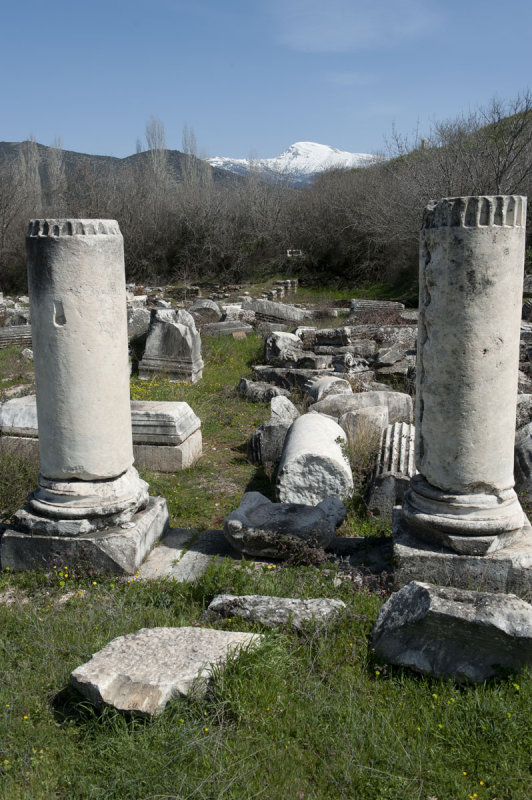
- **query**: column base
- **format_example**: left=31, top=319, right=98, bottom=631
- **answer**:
left=29, top=467, right=149, bottom=524
left=402, top=475, right=524, bottom=555
left=0, top=496, right=169, bottom=575
left=393, top=507, right=532, bottom=597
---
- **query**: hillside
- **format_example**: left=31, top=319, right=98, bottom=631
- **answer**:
left=0, top=140, right=242, bottom=195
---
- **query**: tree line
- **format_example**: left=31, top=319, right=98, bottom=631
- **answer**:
left=0, top=93, right=531, bottom=295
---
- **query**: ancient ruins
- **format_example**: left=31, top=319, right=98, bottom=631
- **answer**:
left=0, top=199, right=531, bottom=707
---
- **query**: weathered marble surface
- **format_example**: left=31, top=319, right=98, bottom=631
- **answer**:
left=277, top=413, right=353, bottom=505
left=205, top=594, right=346, bottom=630
left=403, top=196, right=527, bottom=555
left=70, top=627, right=262, bottom=716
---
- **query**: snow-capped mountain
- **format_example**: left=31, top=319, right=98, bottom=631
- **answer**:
left=206, top=141, right=377, bottom=185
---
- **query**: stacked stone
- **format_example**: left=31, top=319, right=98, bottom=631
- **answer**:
left=349, top=299, right=405, bottom=316
left=0, top=326, right=33, bottom=349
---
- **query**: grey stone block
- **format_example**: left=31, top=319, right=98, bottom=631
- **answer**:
left=205, top=594, right=346, bottom=630
left=393, top=509, right=532, bottom=597
left=373, top=580, right=532, bottom=682
left=223, top=491, right=346, bottom=558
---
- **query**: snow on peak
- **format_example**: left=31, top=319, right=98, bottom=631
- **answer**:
left=206, top=141, right=377, bottom=185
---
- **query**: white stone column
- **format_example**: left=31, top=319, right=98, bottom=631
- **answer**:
left=402, top=196, right=527, bottom=555
left=23, top=219, right=147, bottom=527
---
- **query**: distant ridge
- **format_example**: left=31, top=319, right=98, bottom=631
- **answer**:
left=206, top=141, right=379, bottom=185
left=0, top=140, right=242, bottom=193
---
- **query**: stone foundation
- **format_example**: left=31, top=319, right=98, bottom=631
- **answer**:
left=1, top=496, right=169, bottom=575
left=393, top=509, right=532, bottom=596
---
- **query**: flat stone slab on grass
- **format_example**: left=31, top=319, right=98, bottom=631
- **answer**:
left=205, top=594, right=346, bottom=630
left=372, top=581, right=532, bottom=683
left=70, top=627, right=263, bottom=716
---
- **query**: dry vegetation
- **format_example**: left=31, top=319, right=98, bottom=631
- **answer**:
left=1, top=93, right=531, bottom=294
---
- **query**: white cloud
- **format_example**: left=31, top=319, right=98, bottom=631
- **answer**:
left=266, top=0, right=443, bottom=53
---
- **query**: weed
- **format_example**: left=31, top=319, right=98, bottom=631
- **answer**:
left=0, top=450, right=38, bottom=523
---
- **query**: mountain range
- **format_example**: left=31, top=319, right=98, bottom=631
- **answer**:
left=206, top=141, right=378, bottom=185
left=0, top=140, right=377, bottom=196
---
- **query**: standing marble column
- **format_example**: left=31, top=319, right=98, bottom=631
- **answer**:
left=402, top=196, right=527, bottom=556
left=1, top=220, right=168, bottom=573
left=27, top=218, right=134, bottom=481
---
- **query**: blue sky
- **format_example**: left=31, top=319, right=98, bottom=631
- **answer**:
left=1, top=0, right=530, bottom=159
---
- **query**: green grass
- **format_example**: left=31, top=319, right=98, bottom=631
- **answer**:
left=0, top=450, right=39, bottom=524
left=0, top=560, right=530, bottom=800
left=0, top=344, right=35, bottom=398
left=353, top=279, right=419, bottom=307
left=131, top=334, right=273, bottom=529
left=296, top=279, right=418, bottom=308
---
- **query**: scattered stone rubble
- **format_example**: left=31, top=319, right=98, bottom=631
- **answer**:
left=309, top=390, right=413, bottom=424
left=237, top=378, right=290, bottom=402
left=248, top=395, right=300, bottom=469
left=4, top=207, right=532, bottom=711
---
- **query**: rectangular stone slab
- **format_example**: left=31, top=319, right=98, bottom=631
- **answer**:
left=0, top=395, right=39, bottom=437
left=130, top=401, right=200, bottom=445
left=0, top=396, right=201, bottom=446
left=133, top=430, right=202, bottom=471
left=0, top=434, right=202, bottom=473
left=70, top=627, right=263, bottom=716
left=205, top=594, right=346, bottom=630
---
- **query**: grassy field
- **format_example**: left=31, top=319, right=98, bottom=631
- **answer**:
left=0, top=344, right=34, bottom=398
left=295, top=280, right=418, bottom=308
left=0, top=334, right=531, bottom=800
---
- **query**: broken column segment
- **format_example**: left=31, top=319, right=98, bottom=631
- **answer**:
left=400, top=196, right=528, bottom=558
left=368, top=421, right=416, bottom=522
left=1, top=219, right=167, bottom=573
left=277, top=413, right=353, bottom=505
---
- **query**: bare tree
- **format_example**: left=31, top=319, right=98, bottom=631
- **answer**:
left=45, top=137, right=67, bottom=214
left=0, top=151, right=31, bottom=289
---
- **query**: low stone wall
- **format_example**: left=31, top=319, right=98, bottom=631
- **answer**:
left=0, top=325, right=33, bottom=349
